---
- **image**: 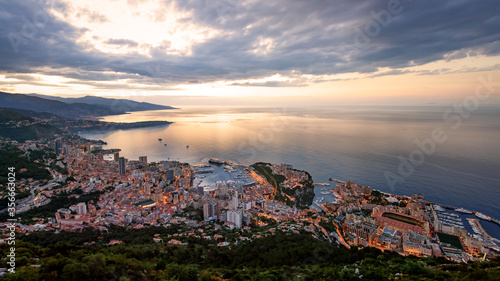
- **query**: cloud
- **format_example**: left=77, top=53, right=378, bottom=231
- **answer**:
left=368, top=69, right=412, bottom=78
left=61, top=79, right=177, bottom=91
left=0, top=0, right=499, bottom=92
left=76, top=6, right=109, bottom=23
left=104, top=38, right=139, bottom=47
left=4, top=74, right=41, bottom=81
left=0, top=79, right=70, bottom=88
left=230, top=80, right=308, bottom=88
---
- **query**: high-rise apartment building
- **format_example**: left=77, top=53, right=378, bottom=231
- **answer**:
left=119, top=157, right=126, bottom=175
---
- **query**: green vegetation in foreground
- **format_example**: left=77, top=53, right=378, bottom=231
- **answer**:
left=251, top=162, right=315, bottom=209
left=0, top=144, right=51, bottom=186
left=2, top=229, right=499, bottom=280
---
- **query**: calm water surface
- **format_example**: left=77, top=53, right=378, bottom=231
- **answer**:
left=79, top=105, right=500, bottom=236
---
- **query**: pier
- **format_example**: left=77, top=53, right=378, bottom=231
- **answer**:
left=470, top=218, right=494, bottom=241
left=329, top=178, right=345, bottom=184
left=430, top=203, right=459, bottom=210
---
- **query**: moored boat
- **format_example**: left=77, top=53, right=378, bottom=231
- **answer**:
left=455, top=207, right=472, bottom=214
left=475, top=212, right=491, bottom=221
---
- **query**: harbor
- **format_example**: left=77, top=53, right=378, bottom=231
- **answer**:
left=193, top=160, right=258, bottom=193
left=431, top=203, right=500, bottom=241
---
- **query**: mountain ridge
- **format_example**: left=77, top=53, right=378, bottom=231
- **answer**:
left=0, top=92, right=176, bottom=119
left=28, top=93, right=177, bottom=112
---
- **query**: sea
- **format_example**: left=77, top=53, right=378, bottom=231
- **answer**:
left=79, top=105, right=500, bottom=238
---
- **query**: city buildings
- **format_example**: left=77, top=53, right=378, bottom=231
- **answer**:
left=55, top=139, right=62, bottom=155
left=76, top=202, right=88, bottom=215
left=232, top=191, right=239, bottom=209
left=227, top=210, right=242, bottom=228
left=1, top=137, right=498, bottom=263
left=119, top=157, right=126, bottom=175
left=203, top=202, right=218, bottom=220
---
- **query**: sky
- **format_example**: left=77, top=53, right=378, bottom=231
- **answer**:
left=0, top=0, right=499, bottom=106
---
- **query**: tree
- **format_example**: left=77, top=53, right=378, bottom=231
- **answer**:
left=61, top=262, right=90, bottom=281
left=82, top=253, right=112, bottom=280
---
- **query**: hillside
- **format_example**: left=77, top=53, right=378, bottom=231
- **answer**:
left=29, top=94, right=176, bottom=113
left=0, top=108, right=34, bottom=122
left=0, top=123, right=62, bottom=142
left=0, top=107, right=172, bottom=141
left=0, top=92, right=111, bottom=119
left=1, top=92, right=176, bottom=119
left=0, top=108, right=62, bottom=141
left=0, top=107, right=62, bottom=120
left=0, top=144, right=51, bottom=186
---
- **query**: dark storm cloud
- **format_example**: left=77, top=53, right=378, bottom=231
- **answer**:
left=171, top=0, right=500, bottom=76
left=0, top=0, right=499, bottom=89
left=0, top=0, right=102, bottom=70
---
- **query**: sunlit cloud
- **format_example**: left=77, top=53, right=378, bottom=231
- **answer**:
left=0, top=0, right=499, bottom=104
left=51, top=0, right=221, bottom=56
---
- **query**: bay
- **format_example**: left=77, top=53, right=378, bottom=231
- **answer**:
left=79, top=105, right=500, bottom=232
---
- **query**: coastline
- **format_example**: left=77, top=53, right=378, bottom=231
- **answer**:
left=80, top=106, right=500, bottom=223
left=73, top=120, right=173, bottom=133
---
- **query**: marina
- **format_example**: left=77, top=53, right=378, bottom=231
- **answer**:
left=429, top=203, right=500, bottom=240
left=193, top=160, right=258, bottom=193
left=467, top=218, right=481, bottom=236
left=467, top=218, right=495, bottom=241
left=435, top=211, right=465, bottom=229
left=433, top=205, right=445, bottom=212
left=313, top=196, right=325, bottom=206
